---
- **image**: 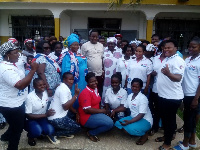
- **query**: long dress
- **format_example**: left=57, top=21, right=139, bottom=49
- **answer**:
left=102, top=47, right=122, bottom=104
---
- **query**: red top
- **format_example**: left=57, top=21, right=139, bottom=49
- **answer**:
left=78, top=86, right=101, bottom=126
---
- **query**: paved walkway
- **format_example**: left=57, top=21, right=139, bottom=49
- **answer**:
left=0, top=115, right=199, bottom=150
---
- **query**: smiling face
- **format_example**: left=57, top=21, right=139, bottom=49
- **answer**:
left=87, top=76, right=98, bottom=89
left=188, top=41, right=200, bottom=57
left=135, top=46, right=144, bottom=59
left=6, top=49, right=20, bottom=63
left=90, top=32, right=99, bottom=44
left=70, top=42, right=79, bottom=53
left=107, top=42, right=116, bottom=51
left=34, top=80, right=46, bottom=93
left=131, top=82, right=141, bottom=95
left=164, top=42, right=177, bottom=57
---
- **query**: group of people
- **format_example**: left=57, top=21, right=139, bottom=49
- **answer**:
left=0, top=30, right=199, bottom=150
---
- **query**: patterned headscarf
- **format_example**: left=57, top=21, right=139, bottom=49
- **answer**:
left=63, top=33, right=79, bottom=48
left=0, top=41, right=19, bottom=56
left=129, top=39, right=142, bottom=46
left=107, top=37, right=118, bottom=44
left=24, top=38, right=33, bottom=45
left=8, top=38, right=18, bottom=44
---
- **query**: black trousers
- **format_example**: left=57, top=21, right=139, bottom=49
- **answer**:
left=183, top=96, right=199, bottom=138
left=149, top=91, right=160, bottom=131
left=158, top=97, right=181, bottom=145
left=0, top=103, right=25, bottom=150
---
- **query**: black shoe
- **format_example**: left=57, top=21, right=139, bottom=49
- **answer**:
left=28, top=138, right=36, bottom=146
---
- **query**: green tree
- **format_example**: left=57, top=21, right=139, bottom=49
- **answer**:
left=108, top=0, right=143, bottom=9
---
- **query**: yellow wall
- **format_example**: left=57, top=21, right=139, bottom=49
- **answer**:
left=146, top=20, right=153, bottom=42
left=54, top=18, right=60, bottom=40
left=0, top=0, right=200, bottom=5
left=0, top=36, right=11, bottom=45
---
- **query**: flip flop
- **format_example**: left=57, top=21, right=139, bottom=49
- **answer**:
left=87, top=132, right=99, bottom=142
left=155, top=136, right=165, bottom=142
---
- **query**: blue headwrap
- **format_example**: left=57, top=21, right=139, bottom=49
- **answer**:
left=63, top=33, right=79, bottom=48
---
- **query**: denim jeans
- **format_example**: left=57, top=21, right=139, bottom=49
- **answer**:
left=25, top=118, right=54, bottom=138
left=84, top=113, right=113, bottom=136
left=0, top=103, right=25, bottom=150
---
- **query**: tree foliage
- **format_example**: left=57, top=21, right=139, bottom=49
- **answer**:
left=108, top=0, right=143, bottom=9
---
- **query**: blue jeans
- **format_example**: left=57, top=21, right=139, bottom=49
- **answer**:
left=0, top=103, right=25, bottom=150
left=25, top=118, right=54, bottom=138
left=84, top=113, right=113, bottom=136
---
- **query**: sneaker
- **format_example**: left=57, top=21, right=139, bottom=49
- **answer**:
left=58, top=135, right=74, bottom=139
left=46, top=135, right=60, bottom=145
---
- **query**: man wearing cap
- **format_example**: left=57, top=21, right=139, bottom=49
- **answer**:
left=114, top=34, right=123, bottom=49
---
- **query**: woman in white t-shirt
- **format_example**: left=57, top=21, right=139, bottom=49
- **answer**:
left=116, top=45, right=133, bottom=88
left=173, top=37, right=200, bottom=150
left=125, top=45, right=153, bottom=95
left=48, top=72, right=81, bottom=138
left=25, top=78, right=59, bottom=146
left=105, top=74, right=128, bottom=121
left=0, top=41, right=38, bottom=150
left=115, top=78, right=153, bottom=145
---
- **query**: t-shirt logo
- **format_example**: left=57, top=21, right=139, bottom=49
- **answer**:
left=141, top=64, right=147, bottom=67
left=188, top=65, right=195, bottom=71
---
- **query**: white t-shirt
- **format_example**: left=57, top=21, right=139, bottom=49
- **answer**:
left=48, top=83, right=72, bottom=120
left=81, top=41, right=104, bottom=76
left=25, top=90, right=49, bottom=114
left=157, top=54, right=185, bottom=100
left=116, top=57, right=132, bottom=87
left=152, top=54, right=166, bottom=93
left=16, top=54, right=27, bottom=73
left=182, top=55, right=200, bottom=96
left=125, top=92, right=153, bottom=126
left=127, top=56, right=153, bottom=89
left=105, top=87, right=127, bottom=110
left=0, top=61, right=28, bottom=107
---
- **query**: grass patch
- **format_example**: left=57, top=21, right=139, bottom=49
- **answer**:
left=177, top=109, right=200, bottom=139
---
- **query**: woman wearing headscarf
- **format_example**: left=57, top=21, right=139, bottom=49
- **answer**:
left=102, top=37, right=122, bottom=103
left=62, top=33, right=87, bottom=95
left=0, top=41, right=38, bottom=150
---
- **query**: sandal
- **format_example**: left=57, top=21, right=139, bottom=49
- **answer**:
left=155, top=136, right=165, bottom=142
left=87, top=132, right=99, bottom=142
left=158, top=146, right=173, bottom=150
left=177, top=126, right=184, bottom=133
left=148, top=129, right=158, bottom=136
left=155, top=134, right=176, bottom=142
left=28, top=138, right=36, bottom=146
left=136, top=137, right=148, bottom=145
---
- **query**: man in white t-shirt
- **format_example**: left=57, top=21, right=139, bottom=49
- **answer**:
left=81, top=29, right=104, bottom=96
left=48, top=72, right=81, bottom=137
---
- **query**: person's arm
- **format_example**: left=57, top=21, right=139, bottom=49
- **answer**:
left=14, top=62, right=38, bottom=90
left=161, top=64, right=182, bottom=82
left=191, top=81, right=200, bottom=109
left=144, top=74, right=151, bottom=95
left=84, top=107, right=106, bottom=114
left=26, top=108, right=55, bottom=120
left=110, top=104, right=126, bottom=118
left=62, top=84, right=80, bottom=111
left=120, top=113, right=145, bottom=126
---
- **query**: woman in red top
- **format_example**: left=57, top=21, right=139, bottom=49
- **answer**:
left=78, top=72, right=113, bottom=142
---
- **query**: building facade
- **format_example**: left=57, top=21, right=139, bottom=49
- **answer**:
left=0, top=0, right=200, bottom=50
